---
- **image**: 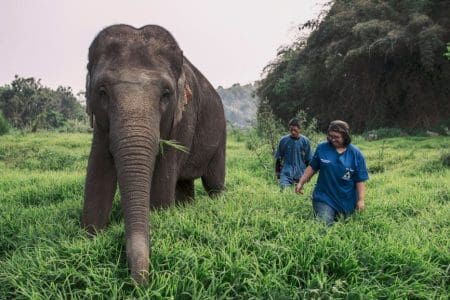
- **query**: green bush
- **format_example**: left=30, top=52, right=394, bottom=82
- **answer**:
left=441, top=151, right=450, bottom=168
left=431, top=117, right=450, bottom=136
left=445, top=42, right=450, bottom=60
left=363, top=128, right=405, bottom=140
left=58, top=119, right=91, bottom=133
left=0, top=111, right=10, bottom=135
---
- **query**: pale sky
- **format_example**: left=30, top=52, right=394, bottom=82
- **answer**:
left=0, top=0, right=326, bottom=94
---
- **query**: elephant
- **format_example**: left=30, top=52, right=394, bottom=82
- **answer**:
left=81, top=24, right=226, bottom=283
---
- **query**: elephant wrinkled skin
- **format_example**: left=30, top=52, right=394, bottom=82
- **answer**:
left=81, top=24, right=226, bottom=283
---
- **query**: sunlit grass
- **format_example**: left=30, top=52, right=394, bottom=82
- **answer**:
left=0, top=132, right=449, bottom=298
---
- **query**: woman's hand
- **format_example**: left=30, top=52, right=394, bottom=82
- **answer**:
left=296, top=166, right=316, bottom=195
left=356, top=199, right=365, bottom=211
left=296, top=182, right=304, bottom=194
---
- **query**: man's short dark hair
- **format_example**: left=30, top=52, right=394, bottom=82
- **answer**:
left=288, top=118, right=300, bottom=128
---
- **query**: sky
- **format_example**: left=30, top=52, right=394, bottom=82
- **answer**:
left=0, top=0, right=326, bottom=94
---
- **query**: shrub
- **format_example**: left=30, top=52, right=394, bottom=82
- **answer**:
left=445, top=42, right=450, bottom=60
left=363, top=128, right=405, bottom=140
left=294, top=110, right=320, bottom=148
left=227, top=122, right=247, bottom=142
left=256, top=99, right=284, bottom=154
left=432, top=117, right=450, bottom=136
left=441, top=151, right=450, bottom=168
left=368, top=140, right=386, bottom=173
left=0, top=111, right=10, bottom=135
left=58, top=119, right=91, bottom=133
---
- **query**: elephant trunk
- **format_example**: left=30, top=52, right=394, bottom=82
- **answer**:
left=110, top=120, right=159, bottom=283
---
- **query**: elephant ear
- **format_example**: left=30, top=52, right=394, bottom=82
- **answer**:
left=173, top=70, right=192, bottom=128
left=85, top=72, right=94, bottom=128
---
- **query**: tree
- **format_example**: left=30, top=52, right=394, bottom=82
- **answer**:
left=0, top=75, right=86, bottom=130
left=257, top=0, right=450, bottom=132
left=57, top=86, right=85, bottom=121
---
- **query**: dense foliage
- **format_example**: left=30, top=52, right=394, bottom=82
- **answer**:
left=0, top=110, right=10, bottom=135
left=257, top=0, right=450, bottom=132
left=0, top=76, right=87, bottom=131
left=0, top=132, right=449, bottom=298
left=446, top=42, right=450, bottom=60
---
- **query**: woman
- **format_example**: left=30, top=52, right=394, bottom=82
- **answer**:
left=296, top=120, right=369, bottom=226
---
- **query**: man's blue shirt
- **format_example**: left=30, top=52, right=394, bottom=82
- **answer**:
left=275, top=135, right=312, bottom=184
left=309, top=141, right=369, bottom=213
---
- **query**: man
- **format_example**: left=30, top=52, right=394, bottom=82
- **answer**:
left=275, top=118, right=312, bottom=190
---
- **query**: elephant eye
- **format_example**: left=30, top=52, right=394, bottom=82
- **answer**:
left=98, top=87, right=108, bottom=97
left=161, top=88, right=171, bottom=101
left=96, top=86, right=109, bottom=110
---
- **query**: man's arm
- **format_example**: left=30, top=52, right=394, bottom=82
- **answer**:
left=275, top=158, right=282, bottom=179
left=304, top=139, right=313, bottom=165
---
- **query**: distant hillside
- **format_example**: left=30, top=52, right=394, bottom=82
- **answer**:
left=216, top=83, right=258, bottom=128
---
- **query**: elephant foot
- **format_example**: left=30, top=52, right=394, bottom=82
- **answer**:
left=81, top=219, right=107, bottom=237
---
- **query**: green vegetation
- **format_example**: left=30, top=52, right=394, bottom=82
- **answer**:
left=0, top=110, right=10, bottom=135
left=257, top=0, right=450, bottom=132
left=0, top=76, right=88, bottom=132
left=445, top=42, right=450, bottom=60
left=0, top=131, right=449, bottom=298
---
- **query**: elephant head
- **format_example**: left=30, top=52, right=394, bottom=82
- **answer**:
left=82, top=24, right=193, bottom=283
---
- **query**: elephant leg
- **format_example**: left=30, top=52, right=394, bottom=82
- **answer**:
left=150, top=157, right=177, bottom=210
left=82, top=127, right=117, bottom=234
left=150, top=178, right=177, bottom=210
left=201, top=147, right=225, bottom=197
left=175, top=179, right=195, bottom=204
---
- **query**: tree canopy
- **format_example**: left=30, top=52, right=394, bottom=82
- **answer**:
left=0, top=76, right=86, bottom=131
left=257, top=0, right=450, bottom=132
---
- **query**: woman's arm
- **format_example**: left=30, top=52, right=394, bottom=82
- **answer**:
left=296, top=166, right=316, bottom=194
left=356, top=181, right=366, bottom=211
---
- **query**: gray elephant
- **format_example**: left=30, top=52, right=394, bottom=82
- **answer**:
left=81, top=24, right=226, bottom=283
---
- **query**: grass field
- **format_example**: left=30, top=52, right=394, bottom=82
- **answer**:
left=0, top=131, right=449, bottom=299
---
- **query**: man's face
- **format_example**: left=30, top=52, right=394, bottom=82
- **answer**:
left=289, top=125, right=300, bottom=138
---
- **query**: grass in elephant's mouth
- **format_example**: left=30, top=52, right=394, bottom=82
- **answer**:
left=0, top=131, right=449, bottom=299
left=159, top=139, right=189, bottom=155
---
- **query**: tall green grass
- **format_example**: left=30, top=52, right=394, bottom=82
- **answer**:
left=0, top=132, right=449, bottom=299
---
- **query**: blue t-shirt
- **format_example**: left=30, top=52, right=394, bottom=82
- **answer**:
left=309, top=141, right=369, bottom=214
left=275, top=135, right=312, bottom=180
